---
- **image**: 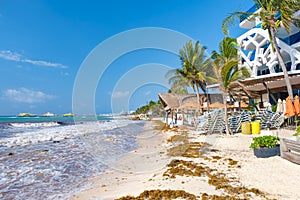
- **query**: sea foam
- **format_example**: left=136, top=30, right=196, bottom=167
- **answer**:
left=0, top=119, right=145, bottom=200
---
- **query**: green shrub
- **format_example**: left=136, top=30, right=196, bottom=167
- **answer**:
left=249, top=135, right=279, bottom=149
left=293, top=125, right=300, bottom=136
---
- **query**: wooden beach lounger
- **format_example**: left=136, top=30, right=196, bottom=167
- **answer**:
left=280, top=138, right=300, bottom=165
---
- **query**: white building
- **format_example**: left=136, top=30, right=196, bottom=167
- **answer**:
left=237, top=6, right=300, bottom=78
left=207, top=6, right=300, bottom=106
left=232, top=5, right=300, bottom=106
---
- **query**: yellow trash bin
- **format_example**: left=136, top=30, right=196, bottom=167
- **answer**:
left=251, top=121, right=260, bottom=134
left=241, top=122, right=251, bottom=134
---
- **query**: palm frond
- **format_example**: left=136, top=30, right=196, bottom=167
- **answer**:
left=221, top=60, right=239, bottom=88
left=205, top=76, right=218, bottom=84
left=220, top=37, right=238, bottom=61
left=165, top=69, right=177, bottom=78
left=222, top=11, right=256, bottom=35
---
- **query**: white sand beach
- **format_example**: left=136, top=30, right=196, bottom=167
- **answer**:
left=71, top=121, right=300, bottom=200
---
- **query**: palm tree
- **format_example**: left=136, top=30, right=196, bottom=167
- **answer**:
left=165, top=69, right=188, bottom=94
left=168, top=40, right=213, bottom=103
left=212, top=37, right=251, bottom=135
left=222, top=0, right=300, bottom=99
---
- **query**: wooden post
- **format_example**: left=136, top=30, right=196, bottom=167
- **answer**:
left=166, top=110, right=170, bottom=125
left=262, top=82, right=270, bottom=103
left=239, top=92, right=241, bottom=113
left=260, top=82, right=276, bottom=104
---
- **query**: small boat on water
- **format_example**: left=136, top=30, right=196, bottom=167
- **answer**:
left=63, top=113, right=74, bottom=117
left=18, top=113, right=37, bottom=117
left=43, top=112, right=55, bottom=117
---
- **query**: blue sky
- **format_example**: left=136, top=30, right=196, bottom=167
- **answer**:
left=0, top=0, right=253, bottom=115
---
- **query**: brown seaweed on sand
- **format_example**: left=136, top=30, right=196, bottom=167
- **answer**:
left=167, top=141, right=211, bottom=158
left=163, top=159, right=267, bottom=199
left=163, top=159, right=214, bottom=178
left=115, top=189, right=197, bottom=200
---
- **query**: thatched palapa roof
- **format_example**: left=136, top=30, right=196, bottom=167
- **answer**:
left=158, top=93, right=223, bottom=110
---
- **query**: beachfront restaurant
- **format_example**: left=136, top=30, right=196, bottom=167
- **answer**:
left=159, top=71, right=300, bottom=130
left=238, top=73, right=300, bottom=106
left=158, top=93, right=223, bottom=126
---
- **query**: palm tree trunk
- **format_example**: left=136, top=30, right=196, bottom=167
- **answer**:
left=270, top=27, right=294, bottom=99
left=205, top=84, right=210, bottom=104
left=195, top=84, right=200, bottom=104
left=205, top=84, right=210, bottom=112
left=223, top=93, right=230, bottom=135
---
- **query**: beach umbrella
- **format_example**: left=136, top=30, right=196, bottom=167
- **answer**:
left=266, top=102, right=272, bottom=111
left=236, top=102, right=248, bottom=108
left=209, top=102, right=225, bottom=109
left=202, top=102, right=208, bottom=110
left=284, top=96, right=295, bottom=117
left=227, top=104, right=234, bottom=109
left=283, top=100, right=286, bottom=114
left=178, top=102, right=203, bottom=109
left=294, top=95, right=300, bottom=116
left=276, top=98, right=283, bottom=114
left=227, top=102, right=248, bottom=109
left=240, top=102, right=249, bottom=108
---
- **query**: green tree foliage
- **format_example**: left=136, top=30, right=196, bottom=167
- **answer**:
left=166, top=41, right=215, bottom=103
left=134, top=100, right=163, bottom=116
left=212, top=37, right=251, bottom=135
left=165, top=69, right=188, bottom=94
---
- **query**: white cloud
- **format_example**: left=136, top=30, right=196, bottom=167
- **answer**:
left=0, top=50, right=68, bottom=69
left=3, top=88, right=56, bottom=103
left=145, top=91, right=151, bottom=95
left=111, top=91, right=130, bottom=98
left=0, top=50, right=21, bottom=61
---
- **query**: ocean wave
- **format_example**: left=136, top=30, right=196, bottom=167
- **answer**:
left=0, top=119, right=138, bottom=147
left=0, top=137, right=101, bottom=200
left=0, top=123, right=12, bottom=129
left=9, top=121, right=60, bottom=128
left=0, top=119, right=145, bottom=200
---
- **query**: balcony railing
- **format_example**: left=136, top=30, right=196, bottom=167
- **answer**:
left=281, top=31, right=300, bottom=45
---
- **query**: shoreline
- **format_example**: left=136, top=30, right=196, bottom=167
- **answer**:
left=71, top=120, right=171, bottom=200
left=71, top=122, right=300, bottom=200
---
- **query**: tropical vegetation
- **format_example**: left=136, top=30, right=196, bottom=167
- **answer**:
left=250, top=135, right=279, bottom=149
left=166, top=40, right=214, bottom=104
left=211, top=37, right=251, bottom=135
left=164, top=1, right=299, bottom=135
left=293, top=125, right=300, bottom=136
left=134, top=100, right=163, bottom=116
left=222, top=0, right=300, bottom=99
left=165, top=70, right=188, bottom=94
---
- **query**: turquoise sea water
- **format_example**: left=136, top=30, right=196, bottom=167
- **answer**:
left=0, top=115, right=112, bottom=124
